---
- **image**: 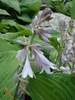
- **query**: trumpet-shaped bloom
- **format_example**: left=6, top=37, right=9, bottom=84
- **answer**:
left=16, top=48, right=26, bottom=62
left=22, top=55, right=34, bottom=78
left=60, top=66, right=71, bottom=74
left=33, top=47, right=56, bottom=74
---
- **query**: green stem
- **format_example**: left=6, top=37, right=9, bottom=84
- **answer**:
left=30, top=32, right=36, bottom=45
left=71, top=62, right=74, bottom=73
left=14, top=80, right=20, bottom=100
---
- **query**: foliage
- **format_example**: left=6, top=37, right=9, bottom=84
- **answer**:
left=29, top=73, right=75, bottom=100
left=43, top=0, right=72, bottom=17
left=0, top=0, right=75, bottom=100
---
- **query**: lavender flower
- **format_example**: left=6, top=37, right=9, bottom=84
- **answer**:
left=16, top=48, right=26, bottom=62
left=60, top=66, right=71, bottom=74
left=32, top=8, right=52, bottom=43
left=32, top=47, right=56, bottom=74
left=22, top=55, right=34, bottom=78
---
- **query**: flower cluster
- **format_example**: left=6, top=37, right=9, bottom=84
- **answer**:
left=14, top=8, right=56, bottom=82
left=15, top=36, right=56, bottom=79
left=57, top=20, right=75, bottom=74
left=14, top=8, right=75, bottom=99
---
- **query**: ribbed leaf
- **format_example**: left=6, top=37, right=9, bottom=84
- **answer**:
left=0, top=38, right=20, bottom=52
left=71, top=0, right=75, bottom=19
left=29, top=73, right=75, bottom=100
left=50, top=30, right=60, bottom=38
left=0, top=0, right=20, bottom=13
left=0, top=38, right=21, bottom=100
left=0, top=29, right=32, bottom=41
left=21, top=0, right=42, bottom=11
left=0, top=9, right=10, bottom=16
left=17, top=14, right=32, bottom=23
left=0, top=51, right=18, bottom=100
left=0, top=22, right=8, bottom=32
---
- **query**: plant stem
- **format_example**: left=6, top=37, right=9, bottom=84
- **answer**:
left=30, top=32, right=36, bottom=45
left=14, top=80, right=20, bottom=100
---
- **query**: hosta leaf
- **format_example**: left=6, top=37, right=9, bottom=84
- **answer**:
left=71, top=0, right=75, bottom=19
left=29, top=73, right=75, bottom=100
left=0, top=9, right=10, bottom=16
left=17, top=14, right=32, bottom=22
left=49, top=37, right=60, bottom=50
left=0, top=38, right=20, bottom=52
left=0, top=0, right=20, bottom=13
left=49, top=49, right=58, bottom=63
left=0, top=51, right=18, bottom=100
left=0, top=37, right=22, bottom=100
left=0, top=29, right=32, bottom=41
left=0, top=22, right=8, bottom=32
left=50, top=30, right=61, bottom=38
left=21, top=0, right=42, bottom=11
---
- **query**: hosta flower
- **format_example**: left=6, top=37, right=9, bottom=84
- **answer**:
left=60, top=66, right=71, bottom=74
left=16, top=36, right=55, bottom=78
left=32, top=8, right=52, bottom=43
left=16, top=48, right=26, bottom=62
left=22, top=55, right=34, bottom=78
left=37, top=29, right=51, bottom=43
left=64, top=37, right=72, bottom=52
left=32, top=47, right=56, bottom=74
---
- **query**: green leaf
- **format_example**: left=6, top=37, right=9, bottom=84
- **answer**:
left=49, top=37, right=60, bottom=50
left=21, top=0, right=42, bottom=11
left=49, top=49, right=58, bottom=63
left=17, top=14, right=32, bottom=22
left=0, top=9, right=10, bottom=15
left=0, top=51, right=18, bottom=100
left=50, top=30, right=61, bottom=38
left=0, top=22, right=8, bottom=32
left=0, top=37, right=22, bottom=100
left=0, top=38, right=20, bottom=52
left=0, top=29, right=32, bottom=41
left=71, top=0, right=75, bottom=19
left=1, top=19, right=18, bottom=28
left=29, top=73, right=75, bottom=100
left=0, top=0, right=20, bottom=13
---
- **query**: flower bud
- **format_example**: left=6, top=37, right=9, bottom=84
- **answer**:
left=40, top=8, right=52, bottom=18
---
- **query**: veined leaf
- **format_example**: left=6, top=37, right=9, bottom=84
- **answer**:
left=21, top=0, right=42, bottom=11
left=29, top=73, right=75, bottom=100
left=0, top=0, right=20, bottom=13
left=0, top=22, right=8, bottom=32
left=17, top=14, right=32, bottom=23
left=49, top=37, right=60, bottom=50
left=0, top=51, right=18, bottom=100
left=0, top=37, right=22, bottom=100
left=50, top=30, right=61, bottom=38
left=0, top=38, right=20, bottom=52
left=71, top=0, right=75, bottom=19
left=0, top=9, right=10, bottom=16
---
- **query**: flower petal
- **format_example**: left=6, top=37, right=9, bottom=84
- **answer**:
left=16, top=48, right=26, bottom=62
left=41, top=34, right=50, bottom=43
left=42, top=46, right=53, bottom=50
left=22, top=55, right=34, bottom=78
left=40, top=65, right=50, bottom=74
left=33, top=48, right=55, bottom=70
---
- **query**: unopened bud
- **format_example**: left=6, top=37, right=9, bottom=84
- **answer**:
left=40, top=8, right=52, bottom=18
left=14, top=66, right=20, bottom=83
